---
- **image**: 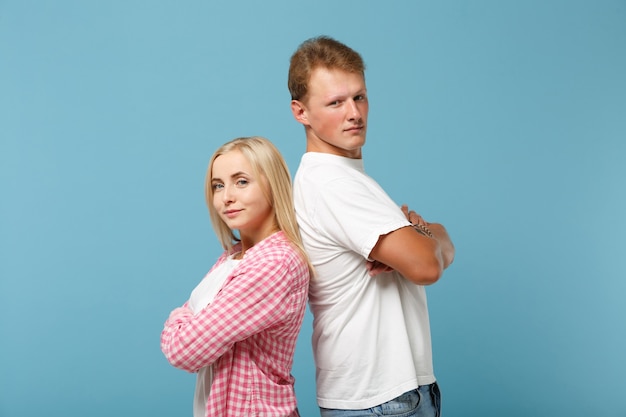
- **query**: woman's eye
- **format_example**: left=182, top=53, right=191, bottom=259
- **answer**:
left=212, top=183, right=224, bottom=191
left=236, top=179, right=249, bottom=187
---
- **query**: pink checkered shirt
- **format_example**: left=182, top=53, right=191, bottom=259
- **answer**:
left=161, top=232, right=309, bottom=416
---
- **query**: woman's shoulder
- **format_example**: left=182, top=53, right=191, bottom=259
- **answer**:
left=234, top=233, right=308, bottom=289
left=243, top=232, right=304, bottom=269
left=254, top=231, right=298, bottom=257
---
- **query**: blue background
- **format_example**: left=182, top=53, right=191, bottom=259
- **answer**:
left=1, top=1, right=625, bottom=416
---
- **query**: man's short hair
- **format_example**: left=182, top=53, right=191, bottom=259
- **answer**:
left=288, top=36, right=365, bottom=101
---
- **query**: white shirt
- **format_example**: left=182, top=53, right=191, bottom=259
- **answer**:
left=188, top=256, right=241, bottom=417
left=294, top=152, right=435, bottom=409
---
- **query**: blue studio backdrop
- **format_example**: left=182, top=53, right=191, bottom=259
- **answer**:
left=1, top=1, right=625, bottom=416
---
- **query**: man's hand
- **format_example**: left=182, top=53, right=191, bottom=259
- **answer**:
left=366, top=260, right=394, bottom=276
left=401, top=204, right=426, bottom=226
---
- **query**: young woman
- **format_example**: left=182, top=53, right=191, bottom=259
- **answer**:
left=161, top=136, right=311, bottom=417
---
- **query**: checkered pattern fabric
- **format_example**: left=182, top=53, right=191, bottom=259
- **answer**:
left=161, top=232, right=309, bottom=416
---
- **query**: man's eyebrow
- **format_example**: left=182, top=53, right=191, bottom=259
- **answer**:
left=326, top=88, right=367, bottom=100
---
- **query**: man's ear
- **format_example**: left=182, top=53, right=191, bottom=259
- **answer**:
left=290, top=100, right=308, bottom=125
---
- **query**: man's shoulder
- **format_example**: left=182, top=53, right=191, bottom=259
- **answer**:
left=297, top=154, right=364, bottom=184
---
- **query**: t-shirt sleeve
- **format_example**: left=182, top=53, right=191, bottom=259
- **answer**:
left=314, top=175, right=410, bottom=259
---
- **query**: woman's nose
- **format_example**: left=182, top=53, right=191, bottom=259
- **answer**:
left=222, top=185, right=234, bottom=203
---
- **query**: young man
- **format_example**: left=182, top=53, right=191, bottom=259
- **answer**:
left=288, top=36, right=455, bottom=416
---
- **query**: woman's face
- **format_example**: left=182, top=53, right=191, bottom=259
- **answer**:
left=210, top=150, right=275, bottom=246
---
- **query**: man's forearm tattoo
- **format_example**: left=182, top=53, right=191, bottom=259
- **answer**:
left=412, top=223, right=434, bottom=239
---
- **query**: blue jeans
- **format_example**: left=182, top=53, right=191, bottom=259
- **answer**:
left=320, top=383, right=441, bottom=417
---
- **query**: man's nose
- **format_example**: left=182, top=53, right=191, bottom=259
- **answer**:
left=347, top=99, right=362, bottom=121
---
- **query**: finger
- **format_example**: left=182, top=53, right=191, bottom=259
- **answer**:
left=401, top=204, right=409, bottom=219
left=368, top=264, right=386, bottom=276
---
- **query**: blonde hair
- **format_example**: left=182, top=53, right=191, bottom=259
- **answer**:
left=205, top=136, right=312, bottom=273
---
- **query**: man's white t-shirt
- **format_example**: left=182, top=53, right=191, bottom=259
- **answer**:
left=294, top=152, right=435, bottom=410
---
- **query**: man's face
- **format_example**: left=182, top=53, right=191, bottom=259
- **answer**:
left=292, top=67, right=368, bottom=159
